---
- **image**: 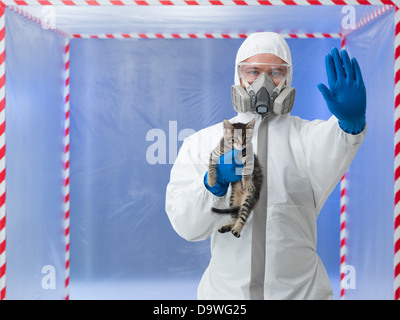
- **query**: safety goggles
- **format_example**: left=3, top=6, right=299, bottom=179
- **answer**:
left=238, top=62, right=290, bottom=83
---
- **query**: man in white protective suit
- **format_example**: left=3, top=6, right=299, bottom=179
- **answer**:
left=165, top=32, right=366, bottom=300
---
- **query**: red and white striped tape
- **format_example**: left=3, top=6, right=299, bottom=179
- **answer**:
left=73, top=32, right=343, bottom=39
left=339, top=36, right=348, bottom=301
left=63, top=38, right=71, bottom=301
left=394, top=3, right=400, bottom=302
left=72, top=32, right=342, bottom=39
left=0, top=0, right=397, bottom=5
left=0, top=6, right=5, bottom=302
left=339, top=173, right=348, bottom=299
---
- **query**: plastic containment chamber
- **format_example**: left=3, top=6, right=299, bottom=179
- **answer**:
left=0, top=0, right=398, bottom=300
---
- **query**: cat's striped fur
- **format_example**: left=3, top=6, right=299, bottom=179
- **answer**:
left=208, top=119, right=263, bottom=238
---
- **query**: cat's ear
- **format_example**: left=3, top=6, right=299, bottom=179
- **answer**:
left=223, top=119, right=233, bottom=130
left=246, top=118, right=255, bottom=129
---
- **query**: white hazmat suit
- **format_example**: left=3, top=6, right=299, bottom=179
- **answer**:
left=165, top=32, right=366, bottom=300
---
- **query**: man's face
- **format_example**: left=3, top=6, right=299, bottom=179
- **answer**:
left=239, top=53, right=288, bottom=87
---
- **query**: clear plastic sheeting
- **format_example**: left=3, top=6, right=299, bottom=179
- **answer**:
left=5, top=9, right=66, bottom=299
left=68, top=38, right=239, bottom=299
left=3, top=4, right=396, bottom=300
left=68, top=36, right=346, bottom=299
left=19, top=6, right=382, bottom=35
left=341, top=11, right=394, bottom=300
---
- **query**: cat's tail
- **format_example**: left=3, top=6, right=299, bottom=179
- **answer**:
left=211, top=207, right=240, bottom=214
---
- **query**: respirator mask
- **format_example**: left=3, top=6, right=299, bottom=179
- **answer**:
left=231, top=62, right=295, bottom=115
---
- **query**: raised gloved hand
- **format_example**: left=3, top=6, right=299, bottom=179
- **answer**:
left=204, top=149, right=244, bottom=197
left=317, top=47, right=366, bottom=135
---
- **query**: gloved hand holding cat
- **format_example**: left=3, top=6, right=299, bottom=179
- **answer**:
left=204, top=148, right=244, bottom=197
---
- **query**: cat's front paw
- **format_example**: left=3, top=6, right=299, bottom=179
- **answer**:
left=218, top=225, right=232, bottom=233
left=231, top=225, right=242, bottom=238
left=232, top=230, right=241, bottom=238
left=207, top=174, right=217, bottom=187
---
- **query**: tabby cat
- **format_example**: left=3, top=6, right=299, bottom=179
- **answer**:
left=207, top=119, right=263, bottom=238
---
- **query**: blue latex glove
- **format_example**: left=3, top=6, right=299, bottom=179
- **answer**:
left=317, top=48, right=366, bottom=135
left=204, top=149, right=244, bottom=197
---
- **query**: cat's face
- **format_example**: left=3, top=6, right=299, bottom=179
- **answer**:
left=223, top=119, right=255, bottom=150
